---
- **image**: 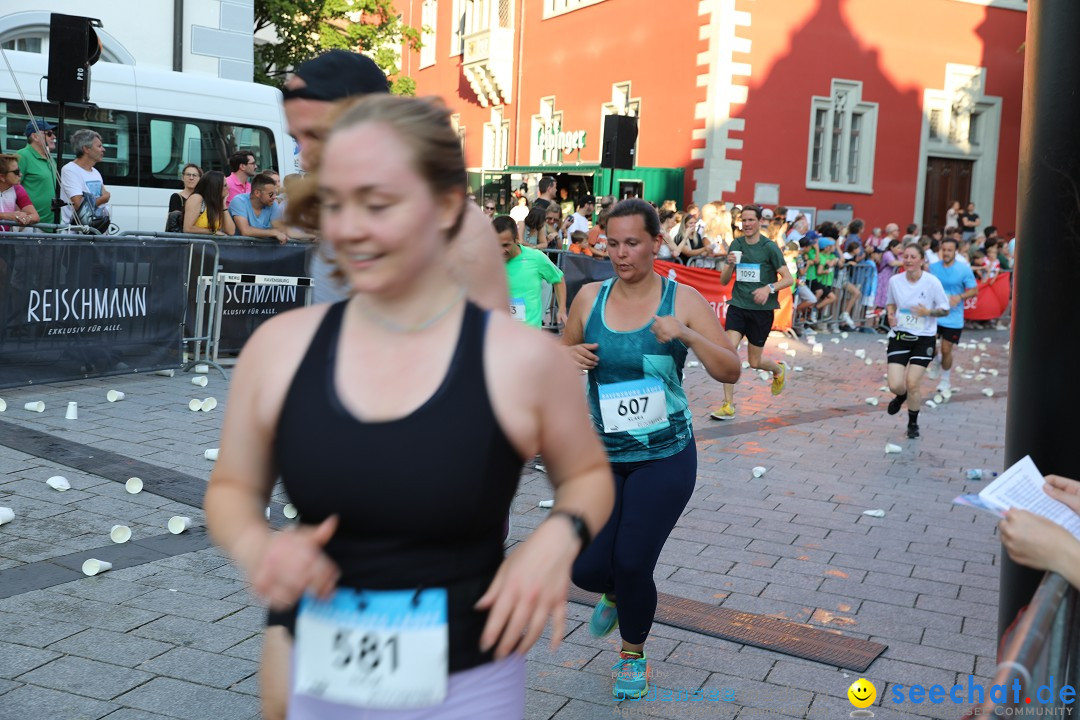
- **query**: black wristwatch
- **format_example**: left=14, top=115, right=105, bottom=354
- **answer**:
left=547, top=510, right=591, bottom=556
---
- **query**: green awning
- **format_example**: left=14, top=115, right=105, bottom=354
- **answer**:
left=495, top=165, right=602, bottom=175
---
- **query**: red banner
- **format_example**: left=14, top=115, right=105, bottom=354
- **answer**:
left=654, top=260, right=793, bottom=331
left=963, top=271, right=1011, bottom=321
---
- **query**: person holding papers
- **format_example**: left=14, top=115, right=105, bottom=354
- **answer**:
left=1000, top=475, right=1080, bottom=589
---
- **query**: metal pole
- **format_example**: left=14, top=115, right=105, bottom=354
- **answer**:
left=1001, top=0, right=1080, bottom=644
left=52, top=102, right=66, bottom=225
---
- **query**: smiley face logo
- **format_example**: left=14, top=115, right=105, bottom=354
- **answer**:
left=848, top=678, right=876, bottom=708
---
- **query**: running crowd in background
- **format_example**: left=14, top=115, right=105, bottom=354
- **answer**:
left=489, top=178, right=1015, bottom=337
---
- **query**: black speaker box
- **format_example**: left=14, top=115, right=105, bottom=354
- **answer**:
left=601, top=114, right=638, bottom=170
left=47, top=14, right=102, bottom=104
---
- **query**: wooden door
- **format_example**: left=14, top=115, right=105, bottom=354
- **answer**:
left=923, top=157, right=973, bottom=231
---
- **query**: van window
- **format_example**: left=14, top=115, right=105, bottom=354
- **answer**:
left=0, top=100, right=134, bottom=186
left=143, top=114, right=277, bottom=188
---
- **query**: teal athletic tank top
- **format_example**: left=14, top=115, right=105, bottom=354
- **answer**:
left=583, top=276, right=692, bottom=463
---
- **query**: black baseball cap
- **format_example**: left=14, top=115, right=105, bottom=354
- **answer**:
left=282, top=50, right=390, bottom=102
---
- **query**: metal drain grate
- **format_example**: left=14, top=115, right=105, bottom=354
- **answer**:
left=568, top=587, right=885, bottom=672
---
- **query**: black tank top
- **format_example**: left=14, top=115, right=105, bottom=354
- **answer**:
left=273, top=300, right=525, bottom=671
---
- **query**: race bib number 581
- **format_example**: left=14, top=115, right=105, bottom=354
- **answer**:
left=294, top=588, right=448, bottom=709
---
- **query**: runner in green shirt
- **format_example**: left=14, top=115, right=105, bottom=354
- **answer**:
left=16, top=119, right=57, bottom=223
left=493, top=215, right=567, bottom=327
left=709, top=205, right=794, bottom=421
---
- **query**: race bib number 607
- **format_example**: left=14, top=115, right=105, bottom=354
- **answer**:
left=598, top=378, right=669, bottom=434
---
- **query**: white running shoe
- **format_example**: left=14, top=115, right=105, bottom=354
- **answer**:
left=936, top=378, right=951, bottom=393
left=840, top=312, right=855, bottom=327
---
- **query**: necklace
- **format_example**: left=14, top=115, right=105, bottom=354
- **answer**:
left=354, top=288, right=465, bottom=334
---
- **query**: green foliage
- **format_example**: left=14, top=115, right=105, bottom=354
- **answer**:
left=254, top=0, right=421, bottom=95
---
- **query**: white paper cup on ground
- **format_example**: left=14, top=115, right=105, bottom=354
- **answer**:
left=741, top=361, right=750, bottom=369
left=0, top=398, right=6, bottom=412
left=729, top=250, right=742, bottom=264
left=538, top=499, right=555, bottom=509
left=283, top=503, right=299, bottom=519
left=854, top=349, right=866, bottom=359
left=194, top=364, right=209, bottom=374
left=862, top=509, right=886, bottom=518
left=187, top=399, right=202, bottom=412
left=830, top=338, right=841, bottom=344
left=793, top=366, right=804, bottom=372
left=982, top=388, right=995, bottom=397
left=0, top=507, right=13, bottom=525
left=865, top=397, right=879, bottom=406
left=864, top=358, right=873, bottom=366
left=110, top=525, right=131, bottom=543
left=884, top=443, right=902, bottom=454
left=168, top=516, right=191, bottom=534
left=65, top=402, right=78, bottom=420
left=204, top=448, right=219, bottom=461
left=82, top=558, right=112, bottom=576
left=106, top=390, right=125, bottom=403
left=191, top=376, right=208, bottom=387
left=989, top=369, right=999, bottom=377
left=841, top=332, right=849, bottom=339
left=125, top=477, right=143, bottom=494
left=812, top=344, right=823, bottom=355
left=23, top=401, right=44, bottom=413
left=925, top=400, right=937, bottom=409
left=200, top=397, right=217, bottom=412
left=778, top=342, right=789, bottom=350
left=45, top=476, right=70, bottom=491
left=154, top=369, right=175, bottom=377
left=785, top=349, right=797, bottom=357
left=751, top=466, right=767, bottom=478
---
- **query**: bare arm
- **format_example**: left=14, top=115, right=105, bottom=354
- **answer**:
left=182, top=194, right=211, bottom=234
left=234, top=213, right=285, bottom=241
left=562, top=282, right=601, bottom=369
left=673, top=286, right=740, bottom=382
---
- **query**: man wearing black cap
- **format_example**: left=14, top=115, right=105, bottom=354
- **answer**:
left=281, top=50, right=507, bottom=309
left=16, top=119, right=57, bottom=225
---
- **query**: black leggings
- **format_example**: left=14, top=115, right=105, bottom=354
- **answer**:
left=572, top=441, right=697, bottom=645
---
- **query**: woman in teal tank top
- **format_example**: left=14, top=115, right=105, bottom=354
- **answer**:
left=563, top=199, right=741, bottom=700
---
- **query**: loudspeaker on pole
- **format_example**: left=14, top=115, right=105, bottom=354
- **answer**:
left=47, top=14, right=103, bottom=104
left=600, top=114, right=638, bottom=170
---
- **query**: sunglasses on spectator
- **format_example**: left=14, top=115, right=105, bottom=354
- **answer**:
left=484, top=205, right=496, bottom=211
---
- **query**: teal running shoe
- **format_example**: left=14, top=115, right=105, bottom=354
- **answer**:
left=588, top=594, right=618, bottom=637
left=612, top=651, right=648, bottom=700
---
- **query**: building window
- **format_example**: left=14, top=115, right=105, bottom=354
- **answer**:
left=968, top=112, right=981, bottom=146
left=928, top=108, right=942, bottom=141
left=1, top=36, right=42, bottom=53
left=420, top=0, right=437, bottom=69
left=482, top=106, right=509, bottom=170
left=805, top=79, right=877, bottom=194
left=543, top=0, right=607, bottom=19
left=450, top=0, right=465, bottom=56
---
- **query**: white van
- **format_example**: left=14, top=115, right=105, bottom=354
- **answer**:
left=0, top=48, right=297, bottom=230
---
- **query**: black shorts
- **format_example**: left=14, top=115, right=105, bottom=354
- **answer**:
left=937, top=325, right=963, bottom=344
left=725, top=304, right=774, bottom=347
left=887, top=332, right=936, bottom=367
left=809, top=280, right=835, bottom=298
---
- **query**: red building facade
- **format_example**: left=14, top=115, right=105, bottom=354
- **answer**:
left=401, top=0, right=1026, bottom=232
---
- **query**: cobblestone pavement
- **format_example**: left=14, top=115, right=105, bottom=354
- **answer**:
left=0, top=327, right=1011, bottom=719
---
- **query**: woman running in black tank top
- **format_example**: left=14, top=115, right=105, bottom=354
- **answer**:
left=204, top=96, right=612, bottom=720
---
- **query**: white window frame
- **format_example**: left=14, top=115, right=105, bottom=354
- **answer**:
left=482, top=106, right=509, bottom=170
left=948, top=0, right=1026, bottom=11
left=420, top=0, right=437, bottom=69
left=805, top=79, right=877, bottom=194
left=543, top=0, right=607, bottom=20
left=450, top=0, right=465, bottom=56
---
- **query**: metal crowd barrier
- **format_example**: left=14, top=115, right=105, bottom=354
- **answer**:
left=203, top=272, right=315, bottom=361
left=794, top=263, right=880, bottom=335
left=0, top=220, right=102, bottom=235
left=116, top=231, right=226, bottom=376
left=975, top=573, right=1079, bottom=718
